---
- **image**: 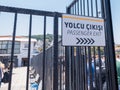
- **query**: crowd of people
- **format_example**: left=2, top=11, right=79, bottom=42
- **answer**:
left=87, top=54, right=120, bottom=90
left=87, top=55, right=106, bottom=90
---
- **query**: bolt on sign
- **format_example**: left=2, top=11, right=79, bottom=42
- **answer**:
left=62, top=14, right=105, bottom=46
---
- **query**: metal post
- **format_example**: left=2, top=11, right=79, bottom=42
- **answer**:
left=42, top=16, right=46, bottom=90
left=53, top=12, right=58, bottom=90
left=26, top=14, right=32, bottom=90
left=8, top=13, right=17, bottom=90
left=65, top=47, right=70, bottom=90
left=65, top=8, right=71, bottom=90
left=104, top=0, right=118, bottom=90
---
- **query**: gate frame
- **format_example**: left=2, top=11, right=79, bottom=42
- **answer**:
left=66, top=0, right=118, bottom=90
left=0, top=5, right=62, bottom=90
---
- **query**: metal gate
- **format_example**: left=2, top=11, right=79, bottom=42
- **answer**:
left=0, top=5, right=62, bottom=90
left=65, top=0, right=118, bottom=90
left=0, top=0, right=118, bottom=90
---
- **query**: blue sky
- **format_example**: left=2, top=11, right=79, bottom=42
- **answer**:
left=111, top=0, right=120, bottom=44
left=0, top=0, right=120, bottom=44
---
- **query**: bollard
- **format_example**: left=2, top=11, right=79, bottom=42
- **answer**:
left=31, top=83, right=38, bottom=90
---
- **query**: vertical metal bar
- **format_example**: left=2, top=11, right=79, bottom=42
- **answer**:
left=74, top=3, right=78, bottom=89
left=91, top=0, right=93, bottom=16
left=90, top=1, right=94, bottom=90
left=83, top=0, right=85, bottom=15
left=79, top=47, right=84, bottom=90
left=95, top=0, right=98, bottom=19
left=77, top=0, right=79, bottom=15
left=67, top=7, right=73, bottom=90
left=100, top=0, right=111, bottom=89
left=98, top=47, right=103, bottom=90
left=26, top=14, right=32, bottom=90
left=45, top=50, right=48, bottom=90
left=100, top=0, right=104, bottom=18
left=53, top=12, right=58, bottom=90
left=80, top=0, right=83, bottom=15
left=65, top=47, right=70, bottom=90
left=84, top=47, right=88, bottom=90
left=75, top=47, right=78, bottom=90
left=104, top=47, right=110, bottom=90
left=95, top=1, right=102, bottom=90
left=69, top=47, right=72, bottom=90
left=79, top=47, right=82, bottom=90
left=72, top=6, right=74, bottom=14
left=51, top=47, right=54, bottom=90
left=71, top=47, right=75, bottom=90
left=88, top=47, right=93, bottom=90
left=8, top=13, right=17, bottom=90
left=87, top=0, right=89, bottom=16
left=104, top=0, right=118, bottom=90
left=66, top=8, right=70, bottom=90
left=78, top=47, right=81, bottom=90
left=75, top=3, right=77, bottom=15
left=82, top=1, right=86, bottom=88
left=82, top=47, right=85, bottom=90
left=60, top=58, right=62, bottom=90
left=42, top=16, right=46, bottom=90
left=93, top=47, right=97, bottom=89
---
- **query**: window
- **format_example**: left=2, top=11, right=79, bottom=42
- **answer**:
left=15, top=44, right=20, bottom=49
left=1, top=41, right=8, bottom=49
left=14, top=41, right=20, bottom=54
left=2, top=44, right=7, bottom=49
left=7, top=49, right=11, bottom=54
left=14, top=49, right=20, bottom=54
left=0, top=41, right=20, bottom=54
left=0, top=49, right=7, bottom=54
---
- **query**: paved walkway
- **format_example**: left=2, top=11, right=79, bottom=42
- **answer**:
left=0, top=67, right=27, bottom=90
left=0, top=67, right=42, bottom=90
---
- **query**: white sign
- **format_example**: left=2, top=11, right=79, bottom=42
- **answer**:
left=62, top=14, right=105, bottom=46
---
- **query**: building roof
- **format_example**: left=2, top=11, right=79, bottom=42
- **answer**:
left=0, top=35, right=37, bottom=42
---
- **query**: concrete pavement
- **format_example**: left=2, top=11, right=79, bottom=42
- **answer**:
left=0, top=67, right=27, bottom=90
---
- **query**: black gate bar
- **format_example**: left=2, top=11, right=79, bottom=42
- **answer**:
left=42, top=16, right=46, bottom=90
left=53, top=12, right=59, bottom=90
left=104, top=0, right=118, bottom=89
left=8, top=13, right=17, bottom=90
left=26, top=14, right=32, bottom=90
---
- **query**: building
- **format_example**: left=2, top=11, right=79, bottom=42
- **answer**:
left=0, top=36, right=37, bottom=67
left=115, top=44, right=120, bottom=54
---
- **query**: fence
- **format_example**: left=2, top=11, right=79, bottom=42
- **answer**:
left=65, top=0, right=118, bottom=90
left=0, top=0, right=118, bottom=90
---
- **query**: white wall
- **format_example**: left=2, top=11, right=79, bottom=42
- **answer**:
left=17, top=41, right=35, bottom=66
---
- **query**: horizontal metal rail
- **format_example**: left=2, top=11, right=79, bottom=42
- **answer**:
left=0, top=5, right=62, bottom=17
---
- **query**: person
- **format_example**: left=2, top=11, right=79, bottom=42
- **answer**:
left=87, top=59, right=95, bottom=90
left=101, top=55, right=105, bottom=67
left=94, top=55, right=106, bottom=90
left=2, top=67, right=10, bottom=83
left=116, top=54, right=120, bottom=90
left=0, top=61, right=4, bottom=87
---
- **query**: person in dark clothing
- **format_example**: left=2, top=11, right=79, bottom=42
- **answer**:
left=2, top=68, right=10, bottom=83
left=0, top=61, right=4, bottom=87
left=87, top=60, right=95, bottom=90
